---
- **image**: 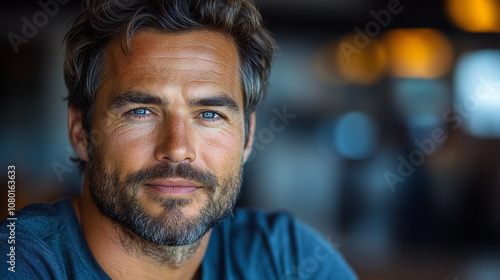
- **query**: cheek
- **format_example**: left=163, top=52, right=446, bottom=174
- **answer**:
left=197, top=127, right=244, bottom=175
left=100, top=123, right=157, bottom=177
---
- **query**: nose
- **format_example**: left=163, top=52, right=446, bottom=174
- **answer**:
left=154, top=115, right=196, bottom=163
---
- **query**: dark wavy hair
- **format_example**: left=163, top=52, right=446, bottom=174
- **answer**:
left=64, top=0, right=276, bottom=167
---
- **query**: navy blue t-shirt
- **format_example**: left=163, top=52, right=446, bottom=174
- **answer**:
left=0, top=198, right=357, bottom=279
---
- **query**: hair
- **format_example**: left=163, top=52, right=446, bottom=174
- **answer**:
left=64, top=0, right=276, bottom=167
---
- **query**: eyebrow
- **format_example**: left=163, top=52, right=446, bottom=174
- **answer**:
left=188, top=96, right=239, bottom=112
left=110, top=92, right=166, bottom=109
left=110, top=91, right=239, bottom=112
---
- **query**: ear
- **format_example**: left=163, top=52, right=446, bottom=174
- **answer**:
left=243, top=112, right=256, bottom=163
left=68, top=107, right=89, bottom=162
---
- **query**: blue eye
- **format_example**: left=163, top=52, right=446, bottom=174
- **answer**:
left=131, top=108, right=149, bottom=115
left=201, top=111, right=217, bottom=119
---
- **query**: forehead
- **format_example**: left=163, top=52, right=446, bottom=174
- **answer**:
left=101, top=29, right=241, bottom=101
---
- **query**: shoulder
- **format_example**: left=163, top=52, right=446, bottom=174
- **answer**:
left=230, top=209, right=297, bottom=234
left=0, top=200, right=72, bottom=279
left=1, top=200, right=70, bottom=239
left=208, top=209, right=358, bottom=279
left=0, top=198, right=109, bottom=280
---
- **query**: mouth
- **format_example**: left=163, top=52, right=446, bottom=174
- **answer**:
left=144, top=178, right=203, bottom=196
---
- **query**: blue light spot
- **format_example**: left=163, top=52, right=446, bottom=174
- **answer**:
left=334, top=111, right=379, bottom=159
left=455, top=50, right=500, bottom=138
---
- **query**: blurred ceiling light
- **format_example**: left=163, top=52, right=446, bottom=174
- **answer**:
left=314, top=36, right=388, bottom=85
left=446, top=0, right=500, bottom=32
left=384, top=29, right=453, bottom=79
left=337, top=35, right=388, bottom=85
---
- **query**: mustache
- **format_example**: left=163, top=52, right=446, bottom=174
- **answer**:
left=124, top=162, right=218, bottom=190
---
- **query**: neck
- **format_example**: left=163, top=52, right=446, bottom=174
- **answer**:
left=72, top=184, right=209, bottom=280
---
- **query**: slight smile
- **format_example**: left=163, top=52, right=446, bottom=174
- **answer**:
left=144, top=178, right=203, bottom=196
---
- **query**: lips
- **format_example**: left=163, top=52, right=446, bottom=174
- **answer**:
left=144, top=178, right=202, bottom=195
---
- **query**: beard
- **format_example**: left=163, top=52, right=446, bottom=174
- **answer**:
left=87, top=143, right=242, bottom=247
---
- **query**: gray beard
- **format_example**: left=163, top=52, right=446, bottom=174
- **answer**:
left=87, top=143, right=242, bottom=264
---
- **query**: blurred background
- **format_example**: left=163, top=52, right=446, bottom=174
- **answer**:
left=2, top=0, right=500, bottom=279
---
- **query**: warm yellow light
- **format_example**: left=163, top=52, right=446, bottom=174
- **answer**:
left=337, top=36, right=388, bottom=85
left=384, top=29, right=453, bottom=79
left=446, top=0, right=500, bottom=32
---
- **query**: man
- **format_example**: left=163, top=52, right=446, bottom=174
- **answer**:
left=1, top=0, right=357, bottom=279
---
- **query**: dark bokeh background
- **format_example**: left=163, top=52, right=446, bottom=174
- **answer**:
left=2, top=0, right=500, bottom=279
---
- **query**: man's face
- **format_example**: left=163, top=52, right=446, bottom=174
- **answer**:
left=86, top=30, right=248, bottom=246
